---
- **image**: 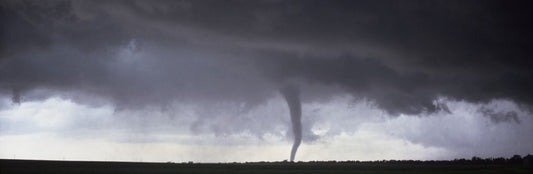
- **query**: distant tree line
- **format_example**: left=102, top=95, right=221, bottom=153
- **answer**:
left=239, top=154, right=533, bottom=168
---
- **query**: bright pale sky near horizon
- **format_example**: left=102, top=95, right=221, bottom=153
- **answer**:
left=1, top=0, right=533, bottom=162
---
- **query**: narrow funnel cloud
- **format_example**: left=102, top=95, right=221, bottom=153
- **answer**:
left=280, top=85, right=302, bottom=162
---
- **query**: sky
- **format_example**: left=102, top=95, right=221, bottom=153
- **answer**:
left=1, top=0, right=533, bottom=162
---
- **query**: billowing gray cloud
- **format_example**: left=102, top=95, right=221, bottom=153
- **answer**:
left=479, top=107, right=520, bottom=124
left=1, top=0, right=532, bottom=131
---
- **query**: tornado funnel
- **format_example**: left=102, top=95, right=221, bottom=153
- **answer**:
left=280, top=85, right=302, bottom=162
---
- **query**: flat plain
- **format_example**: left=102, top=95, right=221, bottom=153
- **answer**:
left=1, top=159, right=532, bottom=174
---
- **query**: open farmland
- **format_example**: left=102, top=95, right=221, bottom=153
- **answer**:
left=1, top=159, right=532, bottom=174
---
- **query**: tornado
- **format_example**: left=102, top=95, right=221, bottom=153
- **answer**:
left=280, top=85, right=302, bottom=162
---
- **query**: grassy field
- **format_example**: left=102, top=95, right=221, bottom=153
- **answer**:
left=1, top=159, right=532, bottom=174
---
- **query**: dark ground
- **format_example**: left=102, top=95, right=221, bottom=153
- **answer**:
left=1, top=159, right=532, bottom=174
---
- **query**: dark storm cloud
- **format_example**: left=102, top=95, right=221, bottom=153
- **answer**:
left=479, top=107, right=520, bottom=124
left=1, top=0, right=533, bottom=116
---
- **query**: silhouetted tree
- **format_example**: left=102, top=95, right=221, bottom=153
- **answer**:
left=523, top=154, right=533, bottom=168
left=509, top=155, right=523, bottom=164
